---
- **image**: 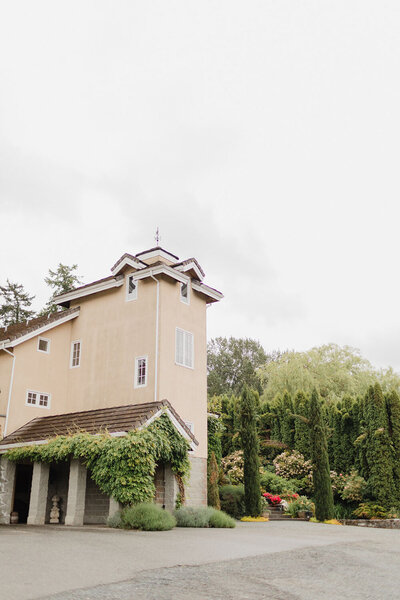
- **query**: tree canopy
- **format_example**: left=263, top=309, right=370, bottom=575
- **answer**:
left=0, top=279, right=35, bottom=326
left=41, top=263, right=82, bottom=314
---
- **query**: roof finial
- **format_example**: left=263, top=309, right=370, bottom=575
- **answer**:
left=154, top=227, right=161, bottom=246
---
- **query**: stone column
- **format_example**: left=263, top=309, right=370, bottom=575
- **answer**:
left=65, top=459, right=87, bottom=526
left=0, top=457, right=16, bottom=525
left=27, top=462, right=50, bottom=525
left=108, top=496, right=121, bottom=519
left=185, top=456, right=207, bottom=507
left=164, top=464, right=179, bottom=512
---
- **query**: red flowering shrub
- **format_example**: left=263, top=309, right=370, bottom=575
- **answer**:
left=263, top=492, right=282, bottom=506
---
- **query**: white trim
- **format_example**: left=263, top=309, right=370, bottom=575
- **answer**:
left=54, top=277, right=124, bottom=305
left=180, top=282, right=190, bottom=305
left=70, top=340, right=81, bottom=368
left=140, top=407, right=197, bottom=450
left=126, top=274, right=138, bottom=302
left=1, top=310, right=80, bottom=349
left=0, top=439, right=50, bottom=452
left=185, top=421, right=194, bottom=434
left=175, top=327, right=194, bottom=369
left=133, top=264, right=189, bottom=285
left=111, top=256, right=147, bottom=276
left=191, top=281, right=223, bottom=302
left=136, top=248, right=178, bottom=263
left=176, top=261, right=204, bottom=281
left=25, top=389, right=51, bottom=409
left=134, top=355, right=148, bottom=388
left=37, top=337, right=50, bottom=354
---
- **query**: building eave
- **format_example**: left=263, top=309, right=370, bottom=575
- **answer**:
left=54, top=276, right=124, bottom=306
left=0, top=309, right=80, bottom=349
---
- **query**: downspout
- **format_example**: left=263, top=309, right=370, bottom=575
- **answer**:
left=149, top=272, right=160, bottom=403
left=1, top=346, right=15, bottom=437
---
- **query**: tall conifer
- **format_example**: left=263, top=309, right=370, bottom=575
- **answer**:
left=309, top=389, right=334, bottom=521
left=240, top=386, right=261, bottom=517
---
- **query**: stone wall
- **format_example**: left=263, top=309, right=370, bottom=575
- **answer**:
left=84, top=473, right=110, bottom=524
left=342, top=519, right=400, bottom=529
left=154, top=464, right=165, bottom=507
left=0, top=457, right=16, bottom=525
left=185, top=456, right=207, bottom=507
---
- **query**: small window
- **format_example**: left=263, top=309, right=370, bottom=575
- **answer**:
left=126, top=275, right=138, bottom=301
left=37, top=337, right=50, bottom=353
left=175, top=328, right=194, bottom=368
left=135, top=356, right=148, bottom=388
left=70, top=340, right=81, bottom=368
left=26, top=390, right=50, bottom=409
left=180, top=282, right=190, bottom=304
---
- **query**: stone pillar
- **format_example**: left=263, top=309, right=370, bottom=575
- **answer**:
left=108, top=496, right=121, bottom=519
left=185, top=456, right=207, bottom=507
left=27, top=462, right=50, bottom=525
left=0, top=457, right=16, bottom=525
left=164, top=464, right=179, bottom=512
left=65, top=459, right=87, bottom=526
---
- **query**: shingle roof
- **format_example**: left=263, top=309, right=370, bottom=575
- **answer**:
left=0, top=307, right=80, bottom=344
left=174, top=258, right=206, bottom=278
left=0, top=399, right=198, bottom=447
left=135, top=246, right=180, bottom=260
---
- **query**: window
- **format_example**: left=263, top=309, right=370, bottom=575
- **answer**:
left=70, top=340, right=81, bottom=368
left=175, top=328, right=194, bottom=368
left=26, top=390, right=50, bottom=409
left=180, top=282, right=190, bottom=304
left=135, top=356, right=148, bottom=388
left=37, top=337, right=50, bottom=353
left=126, top=275, right=138, bottom=301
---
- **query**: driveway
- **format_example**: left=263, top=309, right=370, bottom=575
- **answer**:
left=1, top=521, right=400, bottom=599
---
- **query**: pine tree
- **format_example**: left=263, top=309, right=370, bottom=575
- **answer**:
left=386, top=390, right=400, bottom=501
left=309, top=389, right=334, bottom=521
left=240, top=386, right=261, bottom=517
left=364, top=384, right=395, bottom=507
left=0, top=279, right=35, bottom=326
left=207, top=451, right=221, bottom=509
left=41, top=263, right=82, bottom=314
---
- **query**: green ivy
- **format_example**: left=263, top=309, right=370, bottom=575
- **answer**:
left=5, top=413, right=190, bottom=505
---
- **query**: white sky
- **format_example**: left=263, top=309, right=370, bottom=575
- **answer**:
left=1, top=1, right=400, bottom=370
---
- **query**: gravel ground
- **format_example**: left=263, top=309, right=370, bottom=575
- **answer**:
left=1, top=521, right=400, bottom=600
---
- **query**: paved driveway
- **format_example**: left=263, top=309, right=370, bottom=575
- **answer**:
left=1, top=521, right=400, bottom=599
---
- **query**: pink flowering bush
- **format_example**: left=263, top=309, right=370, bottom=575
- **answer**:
left=273, top=450, right=312, bottom=480
left=221, top=451, right=244, bottom=484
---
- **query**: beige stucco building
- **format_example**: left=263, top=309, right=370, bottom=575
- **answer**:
left=0, top=246, right=222, bottom=525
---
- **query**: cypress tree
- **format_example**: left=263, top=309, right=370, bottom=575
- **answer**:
left=309, top=389, right=334, bottom=521
left=294, top=391, right=311, bottom=458
left=364, top=384, right=395, bottom=507
left=207, top=451, right=221, bottom=509
left=280, top=391, right=295, bottom=448
left=386, top=390, right=400, bottom=502
left=240, top=386, right=261, bottom=517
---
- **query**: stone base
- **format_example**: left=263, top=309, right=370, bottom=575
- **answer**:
left=341, top=518, right=400, bottom=529
left=185, top=456, right=207, bottom=507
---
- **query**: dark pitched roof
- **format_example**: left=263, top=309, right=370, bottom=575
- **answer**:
left=110, top=253, right=146, bottom=273
left=0, top=400, right=198, bottom=447
left=0, top=307, right=80, bottom=345
left=135, top=246, right=180, bottom=260
left=174, top=258, right=206, bottom=278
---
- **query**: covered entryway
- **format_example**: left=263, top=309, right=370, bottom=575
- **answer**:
left=12, top=463, right=33, bottom=523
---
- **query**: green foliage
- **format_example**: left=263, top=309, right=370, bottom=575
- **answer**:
left=5, top=414, right=190, bottom=505
left=309, top=389, right=334, bottom=521
left=207, top=415, right=223, bottom=464
left=260, top=471, right=300, bottom=495
left=221, top=450, right=244, bottom=484
left=285, top=495, right=314, bottom=518
left=240, top=387, right=261, bottom=517
left=332, top=470, right=367, bottom=503
left=41, top=263, right=83, bottom=314
left=207, top=451, right=221, bottom=509
left=219, top=484, right=245, bottom=518
left=333, top=503, right=356, bottom=520
left=121, top=503, right=176, bottom=531
left=352, top=502, right=389, bottom=520
left=0, top=279, right=35, bottom=326
left=293, top=392, right=311, bottom=458
left=386, top=390, right=400, bottom=498
left=207, top=337, right=267, bottom=397
left=208, top=509, right=236, bottom=528
left=107, top=511, right=123, bottom=528
left=174, top=506, right=213, bottom=527
left=273, top=450, right=312, bottom=480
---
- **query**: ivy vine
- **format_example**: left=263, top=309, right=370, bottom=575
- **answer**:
left=5, top=413, right=190, bottom=505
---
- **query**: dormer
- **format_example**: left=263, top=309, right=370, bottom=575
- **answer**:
left=135, top=246, right=179, bottom=266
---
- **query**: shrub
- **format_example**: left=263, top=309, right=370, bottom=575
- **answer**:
left=121, top=503, right=176, bottom=531
left=333, top=503, right=355, bottom=520
left=260, top=471, right=300, bottom=495
left=208, top=509, right=236, bottom=528
left=340, top=471, right=367, bottom=502
left=273, top=450, right=312, bottom=480
left=219, top=484, right=245, bottom=518
left=221, top=451, right=244, bottom=484
left=352, top=502, right=388, bottom=520
left=207, top=451, right=221, bottom=509
left=107, top=510, right=123, bottom=529
left=285, top=496, right=314, bottom=518
left=174, top=506, right=213, bottom=527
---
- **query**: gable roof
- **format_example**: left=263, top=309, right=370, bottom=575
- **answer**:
left=0, top=399, right=198, bottom=450
left=0, top=307, right=80, bottom=347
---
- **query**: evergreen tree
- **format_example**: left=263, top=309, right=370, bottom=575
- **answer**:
left=207, top=451, right=221, bottom=509
left=207, top=415, right=223, bottom=464
left=386, top=390, right=400, bottom=501
left=364, top=384, right=395, bottom=507
left=41, top=263, right=82, bottom=314
left=240, top=386, right=261, bottom=517
left=309, top=389, right=334, bottom=521
left=0, top=279, right=35, bottom=326
left=279, top=391, right=295, bottom=448
left=293, top=391, right=311, bottom=458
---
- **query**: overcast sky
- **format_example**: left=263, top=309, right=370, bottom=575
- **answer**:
left=1, top=2, right=400, bottom=370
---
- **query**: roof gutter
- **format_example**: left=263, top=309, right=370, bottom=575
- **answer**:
left=1, top=346, right=16, bottom=437
left=149, top=271, right=160, bottom=403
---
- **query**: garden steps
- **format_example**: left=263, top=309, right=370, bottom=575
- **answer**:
left=265, top=506, right=308, bottom=521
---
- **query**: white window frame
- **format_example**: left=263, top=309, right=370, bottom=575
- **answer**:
left=126, top=274, right=138, bottom=302
left=180, top=281, right=190, bottom=305
left=37, top=337, right=50, bottom=354
left=25, top=389, right=51, bottom=409
left=70, top=340, right=82, bottom=368
left=134, top=356, right=148, bottom=388
left=175, top=328, right=194, bottom=369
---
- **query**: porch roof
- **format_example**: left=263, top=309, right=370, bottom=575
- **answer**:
left=0, top=400, right=198, bottom=449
